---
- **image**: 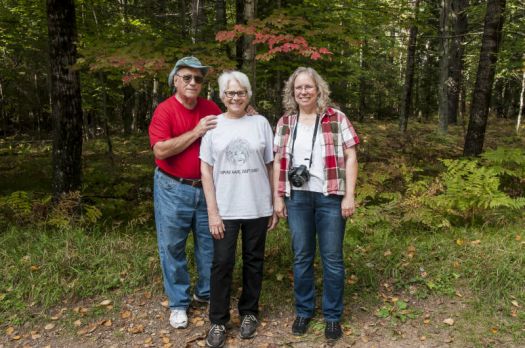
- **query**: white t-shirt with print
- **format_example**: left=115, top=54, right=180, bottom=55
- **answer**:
left=200, top=114, right=274, bottom=219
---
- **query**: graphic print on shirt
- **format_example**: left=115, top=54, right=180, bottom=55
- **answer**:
left=225, top=138, right=250, bottom=166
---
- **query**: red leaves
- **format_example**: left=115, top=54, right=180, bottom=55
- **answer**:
left=216, top=24, right=332, bottom=62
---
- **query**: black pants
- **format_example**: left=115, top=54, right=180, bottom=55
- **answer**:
left=209, top=217, right=269, bottom=325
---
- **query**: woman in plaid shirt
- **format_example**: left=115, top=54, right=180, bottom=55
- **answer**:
left=273, top=67, right=359, bottom=342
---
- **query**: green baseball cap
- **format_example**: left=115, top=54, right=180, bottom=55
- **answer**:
left=168, top=56, right=210, bottom=86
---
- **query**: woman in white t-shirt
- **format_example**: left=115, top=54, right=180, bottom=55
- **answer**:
left=200, top=70, right=278, bottom=348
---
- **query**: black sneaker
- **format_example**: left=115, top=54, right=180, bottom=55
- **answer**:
left=239, top=314, right=259, bottom=339
left=324, top=321, right=342, bottom=341
left=206, top=324, right=226, bottom=348
left=292, top=316, right=311, bottom=336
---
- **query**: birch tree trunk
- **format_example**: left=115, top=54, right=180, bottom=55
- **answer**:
left=47, top=0, right=83, bottom=199
left=399, top=0, right=420, bottom=133
left=438, top=0, right=451, bottom=133
left=517, top=67, right=525, bottom=135
left=463, top=0, right=506, bottom=156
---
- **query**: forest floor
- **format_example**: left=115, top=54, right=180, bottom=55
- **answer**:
left=1, top=287, right=519, bottom=348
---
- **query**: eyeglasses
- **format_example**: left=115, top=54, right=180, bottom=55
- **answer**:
left=294, top=85, right=316, bottom=92
left=224, top=90, right=248, bottom=98
left=176, top=73, right=204, bottom=84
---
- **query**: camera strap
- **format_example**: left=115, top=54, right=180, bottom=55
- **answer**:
left=290, top=113, right=320, bottom=170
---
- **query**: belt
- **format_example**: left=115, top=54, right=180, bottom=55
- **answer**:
left=158, top=168, right=202, bottom=188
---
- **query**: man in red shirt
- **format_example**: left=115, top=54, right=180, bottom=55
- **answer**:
left=149, top=56, right=221, bottom=329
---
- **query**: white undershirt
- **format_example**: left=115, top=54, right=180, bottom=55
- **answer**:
left=291, top=121, right=324, bottom=193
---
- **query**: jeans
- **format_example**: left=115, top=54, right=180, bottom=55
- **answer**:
left=153, top=168, right=213, bottom=310
left=209, top=217, right=269, bottom=324
left=285, top=190, right=346, bottom=321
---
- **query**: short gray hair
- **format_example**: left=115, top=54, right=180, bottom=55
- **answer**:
left=218, top=71, right=252, bottom=102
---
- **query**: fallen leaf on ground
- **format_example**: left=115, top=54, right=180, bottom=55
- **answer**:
left=31, top=331, right=41, bottom=340
left=383, top=249, right=392, bottom=257
left=162, top=337, right=170, bottom=344
left=455, top=291, right=463, bottom=297
left=102, top=319, right=112, bottom=327
left=73, top=320, right=82, bottom=327
left=100, top=299, right=112, bottom=306
left=197, top=340, right=206, bottom=347
left=11, top=335, right=21, bottom=340
left=511, top=300, right=520, bottom=308
left=455, top=239, right=464, bottom=246
left=491, top=327, right=498, bottom=334
left=420, top=336, right=426, bottom=341
left=128, top=324, right=144, bottom=334
left=44, top=323, right=55, bottom=331
left=516, top=234, right=522, bottom=241
left=77, top=323, right=97, bottom=336
left=121, top=310, right=132, bottom=319
left=443, top=318, right=455, bottom=326
left=423, top=319, right=431, bottom=324
left=6, top=327, right=15, bottom=335
left=160, top=300, right=169, bottom=308
left=144, top=337, right=153, bottom=344
left=144, top=291, right=152, bottom=299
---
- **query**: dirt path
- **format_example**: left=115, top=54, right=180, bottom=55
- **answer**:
left=0, top=291, right=517, bottom=348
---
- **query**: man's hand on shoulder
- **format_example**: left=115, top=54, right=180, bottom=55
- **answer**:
left=194, top=115, right=218, bottom=137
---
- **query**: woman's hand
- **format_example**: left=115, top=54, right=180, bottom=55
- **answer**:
left=267, top=212, right=279, bottom=231
left=209, top=213, right=225, bottom=239
left=274, top=196, right=287, bottom=218
left=341, top=194, right=356, bottom=218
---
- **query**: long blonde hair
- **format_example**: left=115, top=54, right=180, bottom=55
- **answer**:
left=282, top=67, right=332, bottom=115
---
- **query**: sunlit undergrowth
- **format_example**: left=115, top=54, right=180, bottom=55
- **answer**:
left=0, top=120, right=524, bottom=341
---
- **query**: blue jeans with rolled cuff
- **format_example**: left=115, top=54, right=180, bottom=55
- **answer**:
left=285, top=190, right=346, bottom=322
left=153, top=168, right=213, bottom=310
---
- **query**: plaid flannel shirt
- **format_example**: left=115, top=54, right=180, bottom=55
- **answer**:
left=273, top=107, right=360, bottom=197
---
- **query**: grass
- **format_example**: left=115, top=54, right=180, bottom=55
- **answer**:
left=0, top=226, right=160, bottom=325
left=0, top=118, right=524, bottom=345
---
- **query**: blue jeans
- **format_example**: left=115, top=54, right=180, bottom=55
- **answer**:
left=285, top=190, right=346, bottom=322
left=153, top=168, right=213, bottom=310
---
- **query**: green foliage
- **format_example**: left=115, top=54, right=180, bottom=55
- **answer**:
left=0, top=226, right=159, bottom=325
left=375, top=299, right=420, bottom=322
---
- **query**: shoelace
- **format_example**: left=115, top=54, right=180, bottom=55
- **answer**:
left=211, top=324, right=225, bottom=335
left=296, top=317, right=307, bottom=326
left=242, top=314, right=257, bottom=326
left=327, top=322, right=338, bottom=330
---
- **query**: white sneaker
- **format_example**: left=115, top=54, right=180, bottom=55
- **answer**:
left=169, top=309, right=188, bottom=329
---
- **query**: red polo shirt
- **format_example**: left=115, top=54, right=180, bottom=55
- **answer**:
left=149, top=96, right=221, bottom=179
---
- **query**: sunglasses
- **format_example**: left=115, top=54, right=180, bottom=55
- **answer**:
left=176, top=73, right=204, bottom=84
left=224, top=90, right=248, bottom=98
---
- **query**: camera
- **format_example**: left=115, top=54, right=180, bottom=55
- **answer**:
left=288, top=164, right=310, bottom=187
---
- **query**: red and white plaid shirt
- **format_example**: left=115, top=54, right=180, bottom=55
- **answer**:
left=273, top=107, right=359, bottom=197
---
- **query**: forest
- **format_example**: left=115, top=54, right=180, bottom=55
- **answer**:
left=1, top=0, right=524, bottom=347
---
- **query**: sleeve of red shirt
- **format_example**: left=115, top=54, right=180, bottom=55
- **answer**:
left=148, top=103, right=171, bottom=149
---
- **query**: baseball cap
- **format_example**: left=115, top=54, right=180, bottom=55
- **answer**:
left=168, top=56, right=210, bottom=86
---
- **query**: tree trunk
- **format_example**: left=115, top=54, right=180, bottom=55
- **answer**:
left=358, top=40, right=368, bottom=122
left=122, top=85, right=134, bottom=135
left=399, top=0, right=420, bottom=133
left=517, top=68, right=525, bottom=135
left=438, top=0, right=451, bottom=133
left=47, top=0, right=83, bottom=199
left=191, top=0, right=206, bottom=43
left=448, top=0, right=468, bottom=125
left=215, top=0, right=226, bottom=31
left=236, top=0, right=245, bottom=69
left=243, top=0, right=256, bottom=103
left=463, top=0, right=506, bottom=156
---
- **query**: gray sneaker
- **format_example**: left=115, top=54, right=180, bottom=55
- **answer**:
left=206, top=324, right=226, bottom=348
left=239, top=314, right=258, bottom=339
left=193, top=293, right=210, bottom=304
